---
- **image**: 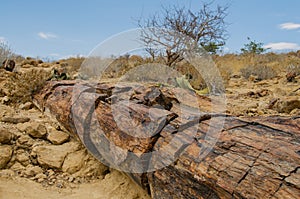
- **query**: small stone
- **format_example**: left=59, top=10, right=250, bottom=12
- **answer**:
left=68, top=176, right=74, bottom=182
left=74, top=178, right=81, bottom=184
left=19, top=102, right=34, bottom=110
left=37, top=178, right=45, bottom=183
left=48, top=181, right=54, bottom=185
left=24, top=165, right=43, bottom=177
left=10, top=162, right=25, bottom=171
left=35, top=173, right=47, bottom=181
left=16, top=122, right=30, bottom=132
left=16, top=150, right=30, bottom=166
left=25, top=123, right=47, bottom=138
left=0, top=129, right=13, bottom=144
left=56, top=180, right=64, bottom=188
left=0, top=145, right=13, bottom=169
left=1, top=117, right=30, bottom=124
left=1, top=96, right=10, bottom=104
left=16, top=135, right=35, bottom=148
left=47, top=129, right=69, bottom=145
left=61, top=172, right=68, bottom=178
left=47, top=169, right=55, bottom=177
left=0, top=169, right=15, bottom=177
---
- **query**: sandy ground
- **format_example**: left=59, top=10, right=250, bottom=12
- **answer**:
left=0, top=170, right=150, bottom=199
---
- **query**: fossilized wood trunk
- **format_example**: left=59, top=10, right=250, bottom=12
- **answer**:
left=33, top=80, right=300, bottom=199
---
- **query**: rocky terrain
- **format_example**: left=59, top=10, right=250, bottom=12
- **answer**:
left=0, top=59, right=150, bottom=199
left=0, top=56, right=299, bottom=198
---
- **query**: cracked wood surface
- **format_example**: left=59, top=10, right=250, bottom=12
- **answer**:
left=33, top=80, right=300, bottom=199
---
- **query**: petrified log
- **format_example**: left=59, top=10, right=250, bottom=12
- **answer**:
left=33, top=80, right=300, bottom=199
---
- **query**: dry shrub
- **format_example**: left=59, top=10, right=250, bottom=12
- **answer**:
left=59, top=57, right=85, bottom=73
left=286, top=64, right=300, bottom=76
left=240, top=65, right=277, bottom=81
left=4, top=68, right=52, bottom=104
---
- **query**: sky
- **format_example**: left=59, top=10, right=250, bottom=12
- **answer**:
left=0, top=0, right=300, bottom=59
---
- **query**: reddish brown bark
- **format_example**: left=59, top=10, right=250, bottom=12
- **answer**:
left=34, top=80, right=300, bottom=199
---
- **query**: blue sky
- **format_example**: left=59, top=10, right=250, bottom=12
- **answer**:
left=0, top=0, right=300, bottom=59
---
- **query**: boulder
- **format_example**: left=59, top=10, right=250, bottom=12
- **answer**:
left=62, top=149, right=86, bottom=174
left=15, top=149, right=30, bottom=166
left=32, top=142, right=81, bottom=169
left=274, top=97, right=300, bottom=114
left=47, top=128, right=69, bottom=145
left=0, top=129, right=14, bottom=144
left=25, top=123, right=47, bottom=138
left=0, top=145, right=13, bottom=169
left=16, top=134, right=35, bottom=149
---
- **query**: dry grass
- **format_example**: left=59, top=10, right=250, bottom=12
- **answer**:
left=240, top=65, right=277, bottom=80
left=1, top=51, right=299, bottom=105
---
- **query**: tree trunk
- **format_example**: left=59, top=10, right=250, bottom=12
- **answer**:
left=33, top=80, right=300, bottom=199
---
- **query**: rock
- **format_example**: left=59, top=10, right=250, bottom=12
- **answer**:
left=23, top=165, right=43, bottom=177
left=25, top=123, right=47, bottom=138
left=35, top=173, right=47, bottom=182
left=32, top=142, right=81, bottom=169
left=62, top=149, right=86, bottom=174
left=0, top=169, right=15, bottom=177
left=0, top=145, right=13, bottom=169
left=274, top=97, right=300, bottom=114
left=15, top=149, right=30, bottom=166
left=1, top=116, right=30, bottom=124
left=47, top=129, right=69, bottom=145
left=19, top=102, right=34, bottom=110
left=38, top=63, right=51, bottom=68
left=47, top=169, right=55, bottom=177
left=290, top=108, right=300, bottom=116
left=21, top=59, right=38, bottom=67
left=10, top=162, right=25, bottom=171
left=68, top=176, right=74, bottom=182
left=0, top=129, right=13, bottom=144
left=1, top=96, right=9, bottom=104
left=74, top=156, right=109, bottom=178
left=16, top=122, right=30, bottom=132
left=16, top=134, right=35, bottom=148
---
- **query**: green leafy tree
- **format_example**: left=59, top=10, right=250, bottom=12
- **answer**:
left=241, top=37, right=268, bottom=54
left=201, top=42, right=225, bottom=54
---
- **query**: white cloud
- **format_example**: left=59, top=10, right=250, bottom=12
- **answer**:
left=38, top=32, right=57, bottom=39
left=264, top=42, right=300, bottom=50
left=279, top=22, right=300, bottom=30
left=59, top=54, right=86, bottom=59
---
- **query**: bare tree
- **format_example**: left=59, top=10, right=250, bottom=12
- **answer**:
left=0, top=41, right=14, bottom=64
left=138, top=2, right=228, bottom=67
